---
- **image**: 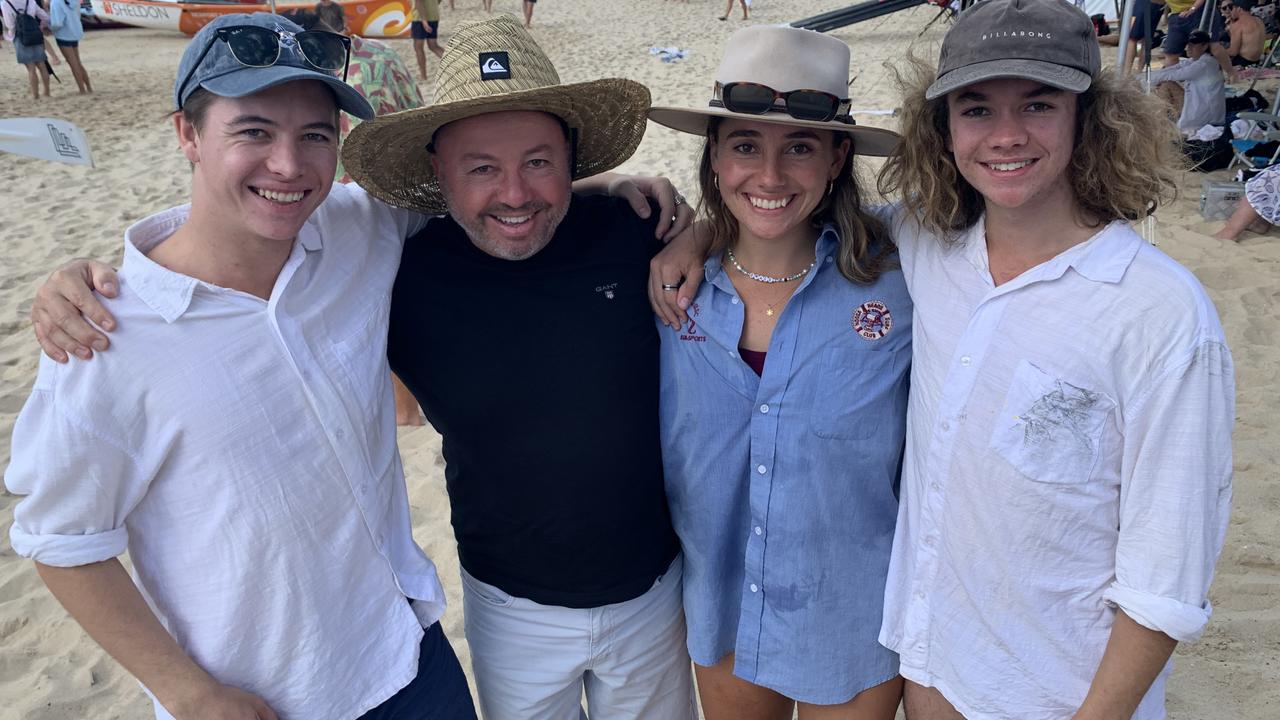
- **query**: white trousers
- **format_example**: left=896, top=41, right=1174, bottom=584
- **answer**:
left=460, top=555, right=697, bottom=720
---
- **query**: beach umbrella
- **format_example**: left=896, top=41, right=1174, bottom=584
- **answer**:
left=0, top=117, right=94, bottom=167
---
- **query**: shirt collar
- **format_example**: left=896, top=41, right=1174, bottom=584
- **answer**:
left=121, top=206, right=200, bottom=323
left=298, top=221, right=323, bottom=252
left=122, top=205, right=322, bottom=323
left=959, top=217, right=1142, bottom=286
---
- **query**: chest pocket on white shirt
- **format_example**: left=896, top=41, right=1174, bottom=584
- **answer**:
left=990, top=360, right=1115, bottom=484
left=810, top=346, right=901, bottom=440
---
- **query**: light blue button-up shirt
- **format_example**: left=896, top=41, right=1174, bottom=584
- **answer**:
left=659, top=226, right=911, bottom=704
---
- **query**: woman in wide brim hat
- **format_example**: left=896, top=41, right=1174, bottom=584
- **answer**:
left=651, top=24, right=910, bottom=720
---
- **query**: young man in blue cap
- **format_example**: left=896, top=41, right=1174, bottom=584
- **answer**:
left=4, top=14, right=475, bottom=720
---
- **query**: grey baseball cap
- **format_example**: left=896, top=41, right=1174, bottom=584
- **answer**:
left=174, top=13, right=374, bottom=119
left=925, top=0, right=1101, bottom=100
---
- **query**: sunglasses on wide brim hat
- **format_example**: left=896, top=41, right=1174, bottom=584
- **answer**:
left=710, top=81, right=853, bottom=124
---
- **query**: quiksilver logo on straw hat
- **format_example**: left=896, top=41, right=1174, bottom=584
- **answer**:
left=479, top=52, right=512, bottom=80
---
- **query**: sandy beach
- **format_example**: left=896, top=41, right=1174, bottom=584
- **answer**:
left=1, top=1, right=1277, bottom=718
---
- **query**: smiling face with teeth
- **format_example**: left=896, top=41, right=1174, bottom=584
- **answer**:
left=180, top=81, right=339, bottom=248
left=708, top=118, right=849, bottom=248
left=945, top=78, right=1078, bottom=223
left=431, top=111, right=573, bottom=261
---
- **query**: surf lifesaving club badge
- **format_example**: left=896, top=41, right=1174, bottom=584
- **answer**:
left=851, top=300, right=892, bottom=340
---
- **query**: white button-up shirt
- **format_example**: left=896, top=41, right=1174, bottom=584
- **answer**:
left=880, top=212, right=1234, bottom=719
left=1148, top=55, right=1226, bottom=134
left=5, top=183, right=445, bottom=720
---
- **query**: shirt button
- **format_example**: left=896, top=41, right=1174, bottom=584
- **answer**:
left=924, top=535, right=936, bottom=547
left=931, top=482, right=941, bottom=492
left=759, top=404, right=770, bottom=414
left=756, top=464, right=767, bottom=475
left=940, top=421, right=951, bottom=432
left=960, top=355, right=972, bottom=367
left=915, top=590, right=926, bottom=600
left=754, top=526, right=763, bottom=536
left=825, top=257, right=833, bottom=263
left=731, top=297, right=740, bottom=305
left=750, top=583, right=759, bottom=593
left=729, top=350, right=736, bottom=358
left=335, top=428, right=346, bottom=439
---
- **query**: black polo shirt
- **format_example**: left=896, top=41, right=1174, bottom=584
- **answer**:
left=388, top=194, right=680, bottom=608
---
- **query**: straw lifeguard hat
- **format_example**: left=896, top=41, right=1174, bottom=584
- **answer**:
left=342, top=15, right=650, bottom=214
left=648, top=25, right=899, bottom=157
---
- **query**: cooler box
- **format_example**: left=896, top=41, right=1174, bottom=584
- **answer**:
left=1200, top=180, right=1245, bottom=221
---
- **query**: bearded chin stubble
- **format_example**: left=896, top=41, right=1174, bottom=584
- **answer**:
left=444, top=193, right=571, bottom=262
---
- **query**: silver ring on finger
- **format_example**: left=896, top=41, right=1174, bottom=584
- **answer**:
left=661, top=283, right=681, bottom=291
left=673, top=193, right=686, bottom=206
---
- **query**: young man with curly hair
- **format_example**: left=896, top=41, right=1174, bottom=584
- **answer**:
left=875, top=0, right=1235, bottom=718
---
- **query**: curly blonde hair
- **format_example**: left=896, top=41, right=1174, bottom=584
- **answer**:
left=877, top=55, right=1182, bottom=239
left=696, top=118, right=892, bottom=284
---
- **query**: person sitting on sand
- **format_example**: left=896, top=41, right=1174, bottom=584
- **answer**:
left=1150, top=29, right=1226, bottom=133
left=1216, top=162, right=1280, bottom=240
left=1219, top=0, right=1266, bottom=65
left=875, top=1, right=1234, bottom=717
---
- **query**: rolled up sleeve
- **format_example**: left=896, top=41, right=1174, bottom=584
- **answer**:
left=1104, top=341, right=1234, bottom=642
left=5, top=362, right=147, bottom=568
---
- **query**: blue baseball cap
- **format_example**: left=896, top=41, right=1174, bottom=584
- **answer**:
left=174, top=13, right=374, bottom=119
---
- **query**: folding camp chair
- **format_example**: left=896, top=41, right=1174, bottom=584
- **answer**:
left=1227, top=87, right=1280, bottom=169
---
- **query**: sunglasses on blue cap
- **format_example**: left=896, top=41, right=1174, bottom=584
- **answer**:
left=177, top=24, right=352, bottom=108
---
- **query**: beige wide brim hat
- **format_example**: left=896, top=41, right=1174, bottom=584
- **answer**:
left=648, top=25, right=900, bottom=157
left=343, top=15, right=651, bottom=215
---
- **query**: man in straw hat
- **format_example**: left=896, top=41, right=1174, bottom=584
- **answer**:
left=12, top=11, right=693, bottom=720
left=871, top=0, right=1233, bottom=718
left=336, top=14, right=698, bottom=720
left=24, top=12, right=699, bottom=720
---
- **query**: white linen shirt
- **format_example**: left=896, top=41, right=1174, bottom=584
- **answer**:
left=880, top=212, right=1234, bottom=719
left=5, top=183, right=445, bottom=720
left=1148, top=55, right=1226, bottom=134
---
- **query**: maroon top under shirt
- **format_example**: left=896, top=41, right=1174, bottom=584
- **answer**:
left=739, top=347, right=767, bottom=376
